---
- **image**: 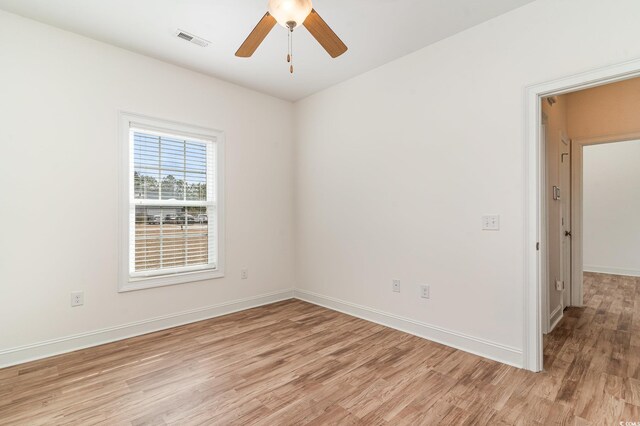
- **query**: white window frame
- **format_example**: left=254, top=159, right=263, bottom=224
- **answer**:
left=118, top=112, right=225, bottom=292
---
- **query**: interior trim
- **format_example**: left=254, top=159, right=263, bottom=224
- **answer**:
left=0, top=290, right=294, bottom=369
left=583, top=266, right=640, bottom=277
left=548, top=304, right=563, bottom=333
left=295, top=289, right=523, bottom=368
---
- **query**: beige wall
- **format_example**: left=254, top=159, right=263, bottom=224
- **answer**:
left=565, top=77, right=640, bottom=278
left=567, top=77, right=640, bottom=140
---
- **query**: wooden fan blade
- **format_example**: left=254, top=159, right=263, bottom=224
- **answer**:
left=303, top=9, right=348, bottom=58
left=236, top=12, right=277, bottom=57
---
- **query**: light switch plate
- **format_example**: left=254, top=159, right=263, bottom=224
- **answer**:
left=482, top=215, right=500, bottom=231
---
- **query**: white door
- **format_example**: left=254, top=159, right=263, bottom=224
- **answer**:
left=559, top=138, right=571, bottom=308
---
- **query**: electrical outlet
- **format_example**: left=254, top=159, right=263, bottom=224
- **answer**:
left=420, top=285, right=430, bottom=299
left=70, top=291, right=84, bottom=307
left=241, top=268, right=249, bottom=280
left=482, top=215, right=500, bottom=231
left=392, top=279, right=401, bottom=293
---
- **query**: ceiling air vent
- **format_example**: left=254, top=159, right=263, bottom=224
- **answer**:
left=175, top=29, right=210, bottom=47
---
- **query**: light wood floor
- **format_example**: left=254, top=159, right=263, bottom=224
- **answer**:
left=1, top=273, right=639, bottom=425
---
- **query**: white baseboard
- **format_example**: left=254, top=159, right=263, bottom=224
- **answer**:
left=548, top=304, right=563, bottom=333
left=583, top=265, right=640, bottom=277
left=2, top=288, right=525, bottom=370
left=0, top=290, right=294, bottom=369
left=294, top=289, right=523, bottom=368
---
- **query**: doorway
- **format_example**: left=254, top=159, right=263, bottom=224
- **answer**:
left=524, top=59, right=640, bottom=372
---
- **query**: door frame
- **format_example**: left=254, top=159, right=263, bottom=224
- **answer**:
left=540, top=121, right=550, bottom=336
left=523, top=58, right=640, bottom=372
left=570, top=132, right=640, bottom=307
left=560, top=133, right=571, bottom=311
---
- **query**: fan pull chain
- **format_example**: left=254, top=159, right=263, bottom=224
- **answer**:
left=289, top=28, right=294, bottom=74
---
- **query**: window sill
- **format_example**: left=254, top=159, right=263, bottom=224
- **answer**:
left=119, top=268, right=224, bottom=292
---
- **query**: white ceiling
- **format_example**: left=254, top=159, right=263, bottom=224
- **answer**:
left=0, top=0, right=535, bottom=101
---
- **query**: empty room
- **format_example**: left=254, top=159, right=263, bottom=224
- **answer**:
left=1, top=0, right=639, bottom=424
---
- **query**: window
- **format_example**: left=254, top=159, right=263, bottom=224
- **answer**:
left=119, top=113, right=224, bottom=291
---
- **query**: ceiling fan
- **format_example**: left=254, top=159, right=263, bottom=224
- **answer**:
left=235, top=0, right=348, bottom=74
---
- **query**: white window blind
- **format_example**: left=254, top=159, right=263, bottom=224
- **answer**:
left=128, top=125, right=218, bottom=281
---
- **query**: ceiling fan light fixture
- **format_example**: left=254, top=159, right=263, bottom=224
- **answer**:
left=235, top=1, right=347, bottom=62
left=268, top=0, right=312, bottom=29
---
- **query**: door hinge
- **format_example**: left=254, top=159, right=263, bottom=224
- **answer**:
left=536, top=242, right=540, bottom=251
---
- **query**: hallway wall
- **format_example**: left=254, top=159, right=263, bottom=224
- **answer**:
left=583, top=141, right=640, bottom=276
left=542, top=97, right=569, bottom=329
left=567, top=78, right=640, bottom=140
left=564, top=78, right=640, bottom=278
